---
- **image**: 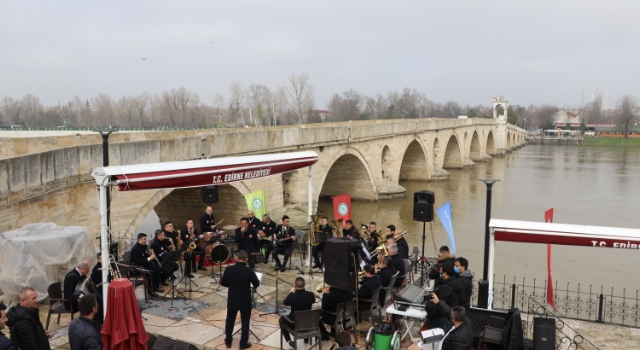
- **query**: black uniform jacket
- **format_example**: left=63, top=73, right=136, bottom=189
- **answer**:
left=321, top=288, right=353, bottom=324
left=377, top=266, right=397, bottom=288
left=200, top=213, right=216, bottom=233
left=344, top=226, right=359, bottom=239
left=130, top=242, right=154, bottom=268
left=391, top=254, right=406, bottom=286
left=274, top=225, right=296, bottom=248
left=220, top=262, right=260, bottom=311
left=235, top=226, right=260, bottom=253
left=259, top=220, right=277, bottom=239
left=64, top=268, right=82, bottom=311
left=150, top=238, right=172, bottom=262
left=358, top=275, right=382, bottom=301
left=317, top=224, right=333, bottom=244
left=283, top=289, right=316, bottom=321
left=180, top=228, right=200, bottom=242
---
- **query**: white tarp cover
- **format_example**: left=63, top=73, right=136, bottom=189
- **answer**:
left=0, top=223, right=96, bottom=301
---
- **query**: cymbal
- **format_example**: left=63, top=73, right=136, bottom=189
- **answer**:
left=222, top=225, right=239, bottom=231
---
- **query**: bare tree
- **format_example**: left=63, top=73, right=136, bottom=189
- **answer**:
left=19, top=94, right=43, bottom=127
left=616, top=95, right=638, bottom=139
left=284, top=74, right=315, bottom=124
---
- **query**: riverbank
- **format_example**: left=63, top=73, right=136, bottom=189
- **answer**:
left=580, top=137, right=640, bottom=147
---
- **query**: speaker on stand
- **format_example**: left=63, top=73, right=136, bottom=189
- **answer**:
left=323, top=238, right=361, bottom=290
left=202, top=186, right=218, bottom=204
left=413, top=190, right=435, bottom=286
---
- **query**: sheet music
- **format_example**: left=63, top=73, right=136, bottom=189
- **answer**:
left=251, top=272, right=263, bottom=288
left=361, top=241, right=371, bottom=260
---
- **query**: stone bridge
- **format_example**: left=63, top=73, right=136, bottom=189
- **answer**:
left=0, top=118, right=528, bottom=243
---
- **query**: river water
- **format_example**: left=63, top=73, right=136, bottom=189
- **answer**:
left=318, top=145, right=640, bottom=293
left=140, top=145, right=640, bottom=293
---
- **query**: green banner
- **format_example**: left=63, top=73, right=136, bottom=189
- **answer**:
left=244, top=190, right=267, bottom=218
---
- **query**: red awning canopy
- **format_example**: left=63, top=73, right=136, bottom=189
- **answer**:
left=490, top=219, right=640, bottom=249
left=92, top=151, right=318, bottom=191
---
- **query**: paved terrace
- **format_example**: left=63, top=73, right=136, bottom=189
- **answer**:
left=7, top=261, right=637, bottom=350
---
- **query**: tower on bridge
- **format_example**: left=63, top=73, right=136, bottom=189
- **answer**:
left=492, top=96, right=508, bottom=119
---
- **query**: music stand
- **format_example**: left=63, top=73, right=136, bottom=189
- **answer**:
left=161, top=249, right=190, bottom=306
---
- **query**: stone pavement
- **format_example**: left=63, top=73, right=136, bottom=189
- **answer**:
left=34, top=261, right=424, bottom=350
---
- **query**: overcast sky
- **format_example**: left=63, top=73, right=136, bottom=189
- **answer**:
left=2, top=1, right=639, bottom=109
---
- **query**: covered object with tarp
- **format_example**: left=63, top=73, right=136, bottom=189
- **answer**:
left=0, top=222, right=96, bottom=301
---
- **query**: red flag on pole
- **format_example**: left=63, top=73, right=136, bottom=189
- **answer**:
left=332, top=194, right=351, bottom=227
left=545, top=208, right=556, bottom=310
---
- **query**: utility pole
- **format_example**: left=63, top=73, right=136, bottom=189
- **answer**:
left=478, top=179, right=499, bottom=309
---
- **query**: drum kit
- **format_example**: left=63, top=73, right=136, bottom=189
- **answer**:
left=200, top=224, right=239, bottom=265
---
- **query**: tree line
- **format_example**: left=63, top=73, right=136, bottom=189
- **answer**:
left=0, top=74, right=636, bottom=132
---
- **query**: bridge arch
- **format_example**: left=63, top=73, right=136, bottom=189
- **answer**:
left=443, top=135, right=463, bottom=169
left=381, top=145, right=392, bottom=180
left=318, top=148, right=377, bottom=200
left=399, top=139, right=430, bottom=181
left=486, top=131, right=495, bottom=155
left=469, top=131, right=481, bottom=161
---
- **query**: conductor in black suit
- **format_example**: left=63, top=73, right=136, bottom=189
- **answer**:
left=280, top=277, right=317, bottom=347
left=221, top=250, right=260, bottom=349
left=272, top=215, right=297, bottom=272
left=235, top=217, right=260, bottom=269
left=64, top=260, right=91, bottom=312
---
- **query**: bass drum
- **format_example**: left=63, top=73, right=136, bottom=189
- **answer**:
left=210, top=244, right=230, bottom=264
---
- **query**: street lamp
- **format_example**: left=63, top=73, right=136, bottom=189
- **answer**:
left=478, top=179, right=499, bottom=309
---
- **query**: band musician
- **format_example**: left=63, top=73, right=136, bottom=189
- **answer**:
left=312, top=216, right=333, bottom=269
left=91, top=252, right=113, bottom=289
left=221, top=250, right=260, bottom=349
left=320, top=286, right=353, bottom=339
left=163, top=221, right=179, bottom=244
left=280, top=277, right=317, bottom=347
left=343, top=220, right=359, bottom=239
left=376, top=256, right=397, bottom=305
left=272, top=215, right=297, bottom=272
left=247, top=210, right=259, bottom=230
left=258, top=214, right=277, bottom=264
left=181, top=220, right=207, bottom=272
left=236, top=217, right=260, bottom=269
left=200, top=206, right=217, bottom=233
left=386, top=224, right=408, bottom=259
left=357, top=265, right=381, bottom=313
left=130, top=233, right=164, bottom=294
left=150, top=230, right=179, bottom=284
left=386, top=244, right=405, bottom=287
left=366, top=222, right=379, bottom=252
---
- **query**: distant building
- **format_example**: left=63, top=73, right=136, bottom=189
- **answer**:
left=553, top=110, right=581, bottom=129
left=312, top=110, right=333, bottom=122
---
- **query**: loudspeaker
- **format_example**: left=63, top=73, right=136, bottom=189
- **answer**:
left=152, top=336, right=198, bottom=350
left=202, top=186, right=218, bottom=203
left=532, top=317, right=555, bottom=350
left=323, top=238, right=361, bottom=289
left=413, top=190, right=434, bottom=222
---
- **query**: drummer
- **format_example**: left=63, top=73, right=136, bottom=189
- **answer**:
left=236, top=217, right=260, bottom=269
left=200, top=206, right=218, bottom=233
left=258, top=214, right=277, bottom=264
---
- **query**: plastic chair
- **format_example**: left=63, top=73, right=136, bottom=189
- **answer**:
left=45, top=282, right=75, bottom=330
left=289, top=230, right=307, bottom=269
left=280, top=309, right=323, bottom=350
left=381, top=271, right=399, bottom=306
left=359, top=288, right=382, bottom=326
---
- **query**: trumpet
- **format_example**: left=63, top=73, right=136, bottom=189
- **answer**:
left=316, top=285, right=331, bottom=294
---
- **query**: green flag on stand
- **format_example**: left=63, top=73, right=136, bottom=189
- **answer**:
left=244, top=190, right=267, bottom=218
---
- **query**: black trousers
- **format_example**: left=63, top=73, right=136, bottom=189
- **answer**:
left=225, top=309, right=251, bottom=346
left=261, top=240, right=273, bottom=263
left=272, top=246, right=292, bottom=267
left=160, top=261, right=179, bottom=282
left=312, top=244, right=325, bottom=266
left=279, top=316, right=295, bottom=341
left=191, top=246, right=205, bottom=268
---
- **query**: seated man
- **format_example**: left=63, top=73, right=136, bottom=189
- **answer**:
left=334, top=331, right=357, bottom=350
left=386, top=225, right=408, bottom=259
left=387, top=244, right=406, bottom=287
left=130, top=233, right=164, bottom=294
left=90, top=253, right=112, bottom=289
left=64, top=261, right=91, bottom=313
left=320, top=286, right=353, bottom=339
left=68, top=294, right=103, bottom=350
left=258, top=214, right=277, bottom=264
left=180, top=220, right=206, bottom=272
left=430, top=294, right=473, bottom=350
left=357, top=265, right=381, bottom=312
left=280, top=277, right=318, bottom=347
left=311, top=216, right=333, bottom=269
left=376, top=256, right=397, bottom=305
left=150, top=230, right=179, bottom=284
left=272, top=215, right=297, bottom=272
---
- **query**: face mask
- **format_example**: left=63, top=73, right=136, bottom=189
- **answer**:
left=454, top=266, right=461, bottom=274
left=439, top=273, right=443, bottom=279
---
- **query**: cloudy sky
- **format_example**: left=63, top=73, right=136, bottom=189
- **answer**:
left=1, top=1, right=639, bottom=109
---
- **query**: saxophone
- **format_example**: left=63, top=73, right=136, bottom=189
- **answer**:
left=186, top=228, right=197, bottom=252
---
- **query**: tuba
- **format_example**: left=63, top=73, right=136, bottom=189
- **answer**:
left=332, top=218, right=344, bottom=238
left=309, top=214, right=322, bottom=247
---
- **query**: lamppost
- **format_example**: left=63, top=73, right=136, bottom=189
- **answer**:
left=478, top=179, right=499, bottom=309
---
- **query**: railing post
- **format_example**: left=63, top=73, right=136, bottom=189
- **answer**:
left=597, top=294, right=604, bottom=323
left=511, top=283, right=517, bottom=310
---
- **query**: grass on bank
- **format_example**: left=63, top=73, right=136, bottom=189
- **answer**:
left=580, top=137, right=640, bottom=147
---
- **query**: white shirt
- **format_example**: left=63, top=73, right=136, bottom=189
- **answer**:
left=437, top=325, right=457, bottom=350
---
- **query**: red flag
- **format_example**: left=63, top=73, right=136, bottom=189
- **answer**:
left=332, top=194, right=351, bottom=227
left=545, top=208, right=556, bottom=310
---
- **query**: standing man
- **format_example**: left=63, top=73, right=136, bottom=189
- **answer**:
left=343, top=220, right=359, bottom=239
left=6, top=287, right=51, bottom=350
left=221, top=250, right=260, bottom=349
left=150, top=230, right=179, bottom=284
left=454, top=257, right=473, bottom=314
left=68, top=295, right=103, bottom=350
left=246, top=210, right=259, bottom=230
left=425, top=264, right=459, bottom=332
left=272, top=215, right=297, bottom=272
left=130, top=233, right=164, bottom=294
left=235, top=218, right=260, bottom=269
left=181, top=220, right=207, bottom=271
left=64, top=261, right=91, bottom=313
left=0, top=303, right=15, bottom=350
left=200, top=206, right=217, bottom=233
left=280, top=277, right=316, bottom=348
left=386, top=225, right=409, bottom=259
left=258, top=214, right=277, bottom=264
left=311, top=216, right=333, bottom=269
